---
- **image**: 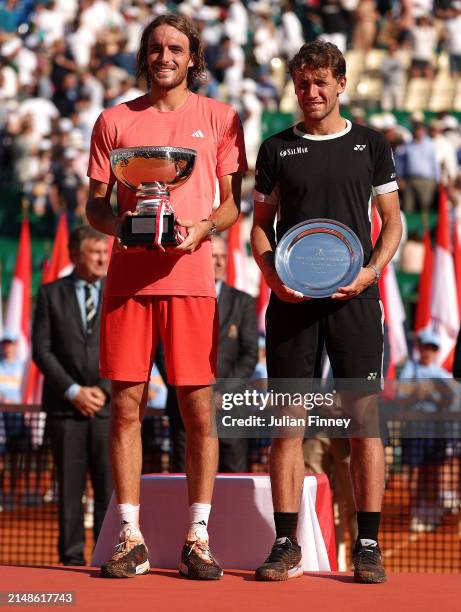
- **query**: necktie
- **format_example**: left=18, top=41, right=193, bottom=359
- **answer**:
left=84, top=283, right=97, bottom=335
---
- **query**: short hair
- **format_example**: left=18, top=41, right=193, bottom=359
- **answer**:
left=68, top=225, right=107, bottom=252
left=136, top=14, right=207, bottom=89
left=288, top=41, right=346, bottom=81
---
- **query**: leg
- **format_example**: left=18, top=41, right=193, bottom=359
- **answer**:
left=255, top=296, right=319, bottom=581
left=88, top=416, right=113, bottom=542
left=349, top=434, right=385, bottom=512
left=48, top=418, right=88, bottom=565
left=100, top=380, right=150, bottom=578
left=270, top=437, right=305, bottom=512
left=109, top=381, right=148, bottom=506
left=176, top=385, right=217, bottom=505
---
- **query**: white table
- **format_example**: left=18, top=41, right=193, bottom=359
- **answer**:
left=92, top=474, right=337, bottom=571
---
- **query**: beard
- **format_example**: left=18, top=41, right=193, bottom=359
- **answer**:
left=148, top=64, right=189, bottom=90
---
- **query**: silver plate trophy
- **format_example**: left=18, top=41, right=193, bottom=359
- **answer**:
left=275, top=219, right=364, bottom=298
left=110, top=146, right=197, bottom=249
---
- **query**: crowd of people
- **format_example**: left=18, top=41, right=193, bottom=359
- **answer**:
left=1, top=1, right=461, bottom=245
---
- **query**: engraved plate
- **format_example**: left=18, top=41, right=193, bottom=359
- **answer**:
left=275, top=219, right=364, bottom=298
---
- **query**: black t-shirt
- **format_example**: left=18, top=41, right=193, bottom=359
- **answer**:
left=254, top=120, right=398, bottom=299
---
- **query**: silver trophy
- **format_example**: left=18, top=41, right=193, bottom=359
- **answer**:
left=275, top=219, right=364, bottom=297
left=110, top=146, right=197, bottom=249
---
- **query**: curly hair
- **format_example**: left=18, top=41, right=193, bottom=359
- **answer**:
left=136, top=14, right=207, bottom=89
left=288, top=41, right=346, bottom=81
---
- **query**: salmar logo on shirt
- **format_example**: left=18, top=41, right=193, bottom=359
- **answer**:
left=280, top=146, right=309, bottom=158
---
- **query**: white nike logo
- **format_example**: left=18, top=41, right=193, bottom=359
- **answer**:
left=192, top=130, right=204, bottom=138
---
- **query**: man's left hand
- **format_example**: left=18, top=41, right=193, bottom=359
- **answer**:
left=175, top=219, right=211, bottom=253
left=331, top=267, right=377, bottom=300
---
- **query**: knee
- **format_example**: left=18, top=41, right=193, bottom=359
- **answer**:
left=110, top=401, right=141, bottom=432
left=183, top=413, right=214, bottom=439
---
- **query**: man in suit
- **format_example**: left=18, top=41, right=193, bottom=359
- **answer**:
left=168, top=234, right=258, bottom=472
left=32, top=225, right=112, bottom=566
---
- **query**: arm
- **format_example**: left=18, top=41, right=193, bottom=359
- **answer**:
left=85, top=178, right=118, bottom=237
left=332, top=191, right=402, bottom=299
left=32, top=287, right=77, bottom=396
left=175, top=172, right=242, bottom=253
left=32, top=287, right=106, bottom=417
left=250, top=199, right=306, bottom=303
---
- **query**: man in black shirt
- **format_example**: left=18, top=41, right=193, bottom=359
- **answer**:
left=251, top=41, right=402, bottom=584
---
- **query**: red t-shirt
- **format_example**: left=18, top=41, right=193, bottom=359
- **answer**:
left=87, top=93, right=247, bottom=297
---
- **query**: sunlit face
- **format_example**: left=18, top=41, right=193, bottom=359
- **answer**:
left=212, top=237, right=227, bottom=282
left=71, top=238, right=108, bottom=283
left=147, top=24, right=194, bottom=91
left=293, top=66, right=346, bottom=123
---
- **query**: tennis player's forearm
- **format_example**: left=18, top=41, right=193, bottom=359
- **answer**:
left=369, top=216, right=402, bottom=271
left=86, top=197, right=118, bottom=236
left=211, top=197, right=239, bottom=232
left=250, top=224, right=277, bottom=279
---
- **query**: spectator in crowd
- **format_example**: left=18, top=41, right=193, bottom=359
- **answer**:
left=32, top=225, right=112, bottom=566
left=49, top=149, right=87, bottom=229
left=279, top=2, right=305, bottom=61
left=398, top=329, right=458, bottom=532
left=438, top=1, right=461, bottom=77
left=318, top=0, right=349, bottom=53
left=239, top=78, right=263, bottom=171
left=0, top=332, right=27, bottom=512
left=428, top=119, right=459, bottom=186
left=409, top=15, right=438, bottom=80
left=400, top=121, right=440, bottom=215
left=380, top=40, right=405, bottom=112
left=352, top=0, right=378, bottom=51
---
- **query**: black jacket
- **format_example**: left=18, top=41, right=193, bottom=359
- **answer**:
left=217, top=282, right=258, bottom=383
left=32, top=274, right=110, bottom=418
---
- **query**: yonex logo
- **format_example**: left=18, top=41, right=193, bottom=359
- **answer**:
left=192, top=130, right=204, bottom=138
left=354, top=144, right=367, bottom=151
left=367, top=372, right=377, bottom=380
left=280, top=146, right=308, bottom=157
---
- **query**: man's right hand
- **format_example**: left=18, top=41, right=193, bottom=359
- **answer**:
left=71, top=386, right=106, bottom=417
left=114, top=210, right=136, bottom=251
left=266, top=268, right=308, bottom=303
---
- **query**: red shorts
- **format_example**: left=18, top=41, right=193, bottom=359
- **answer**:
left=100, top=295, right=218, bottom=385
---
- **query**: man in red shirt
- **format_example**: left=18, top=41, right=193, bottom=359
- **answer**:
left=86, top=14, right=247, bottom=580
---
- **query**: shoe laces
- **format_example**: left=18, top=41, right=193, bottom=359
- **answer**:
left=187, top=539, right=215, bottom=564
left=356, top=546, right=380, bottom=566
left=266, top=538, right=294, bottom=563
left=111, top=525, right=143, bottom=560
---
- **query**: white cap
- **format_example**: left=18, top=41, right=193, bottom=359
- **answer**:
left=418, top=328, right=441, bottom=348
left=441, top=115, right=459, bottom=131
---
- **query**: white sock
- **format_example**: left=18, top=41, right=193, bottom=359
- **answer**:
left=187, top=503, right=211, bottom=541
left=118, top=503, right=140, bottom=528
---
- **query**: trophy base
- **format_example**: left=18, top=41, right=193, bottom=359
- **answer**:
left=122, top=212, right=179, bottom=248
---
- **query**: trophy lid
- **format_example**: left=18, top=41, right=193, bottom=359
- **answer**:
left=110, top=146, right=197, bottom=192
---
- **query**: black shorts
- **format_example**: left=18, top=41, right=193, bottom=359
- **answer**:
left=266, top=296, right=383, bottom=382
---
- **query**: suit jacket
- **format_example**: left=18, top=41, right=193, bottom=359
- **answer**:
left=32, top=274, right=110, bottom=418
left=217, top=282, right=258, bottom=383
left=454, top=329, right=461, bottom=379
